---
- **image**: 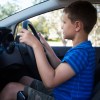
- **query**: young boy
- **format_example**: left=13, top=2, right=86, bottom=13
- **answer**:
left=0, top=1, right=97, bottom=100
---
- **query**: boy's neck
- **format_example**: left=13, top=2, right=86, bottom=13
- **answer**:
left=72, top=32, right=88, bottom=47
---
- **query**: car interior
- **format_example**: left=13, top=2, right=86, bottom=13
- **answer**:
left=0, top=0, right=100, bottom=99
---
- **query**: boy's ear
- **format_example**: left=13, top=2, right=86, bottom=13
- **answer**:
left=75, top=21, right=82, bottom=32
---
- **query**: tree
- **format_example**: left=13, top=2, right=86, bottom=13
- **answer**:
left=0, top=2, right=19, bottom=20
left=31, top=16, right=49, bottom=38
left=30, top=9, right=67, bottom=45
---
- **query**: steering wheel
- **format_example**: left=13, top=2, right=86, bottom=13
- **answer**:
left=22, top=20, right=40, bottom=40
left=21, top=20, right=43, bottom=79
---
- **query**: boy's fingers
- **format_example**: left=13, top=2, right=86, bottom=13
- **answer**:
left=38, top=32, right=42, bottom=37
left=19, top=28, right=28, bottom=34
left=17, top=32, right=23, bottom=36
left=20, top=28, right=27, bottom=32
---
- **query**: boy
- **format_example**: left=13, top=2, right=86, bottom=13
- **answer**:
left=0, top=1, right=97, bottom=100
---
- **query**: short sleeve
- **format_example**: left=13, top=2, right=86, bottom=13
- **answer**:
left=62, top=49, right=88, bottom=74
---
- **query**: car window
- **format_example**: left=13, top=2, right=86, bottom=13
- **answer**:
left=89, top=4, right=100, bottom=47
left=16, top=4, right=100, bottom=47
left=0, top=0, right=49, bottom=20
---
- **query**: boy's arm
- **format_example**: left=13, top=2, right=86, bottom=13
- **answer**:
left=33, top=43, right=75, bottom=89
left=39, top=33, right=61, bottom=68
left=19, top=29, right=75, bottom=89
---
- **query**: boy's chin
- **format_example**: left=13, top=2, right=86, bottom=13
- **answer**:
left=63, top=35, right=70, bottom=39
left=63, top=35, right=66, bottom=39
left=64, top=36, right=72, bottom=40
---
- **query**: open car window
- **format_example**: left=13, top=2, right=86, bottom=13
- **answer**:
left=16, top=4, right=100, bottom=47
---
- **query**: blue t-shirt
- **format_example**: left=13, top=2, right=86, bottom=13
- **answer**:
left=53, top=41, right=96, bottom=100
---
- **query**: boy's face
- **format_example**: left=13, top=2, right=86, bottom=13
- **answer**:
left=61, top=13, right=76, bottom=40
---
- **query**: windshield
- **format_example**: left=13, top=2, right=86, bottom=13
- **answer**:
left=0, top=0, right=48, bottom=20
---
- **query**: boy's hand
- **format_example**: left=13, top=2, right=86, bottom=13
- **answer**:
left=18, top=29, right=41, bottom=48
left=38, top=33, right=47, bottom=46
left=38, top=32, right=50, bottom=51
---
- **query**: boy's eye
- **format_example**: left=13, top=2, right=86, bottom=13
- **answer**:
left=63, top=21, right=66, bottom=24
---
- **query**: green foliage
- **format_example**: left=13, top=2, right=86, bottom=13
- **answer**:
left=31, top=16, right=49, bottom=36
left=0, top=2, right=19, bottom=20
